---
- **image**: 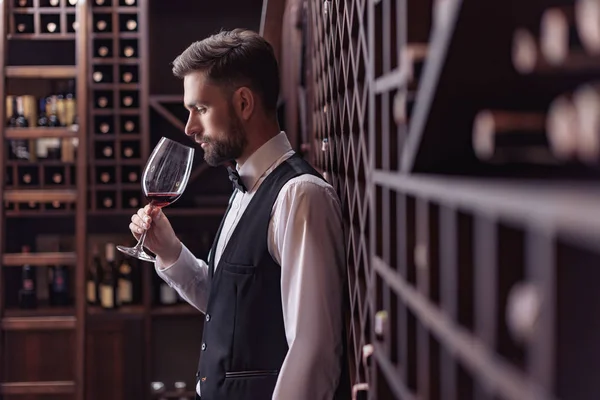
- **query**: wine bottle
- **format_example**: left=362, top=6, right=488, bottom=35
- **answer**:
left=174, top=382, right=190, bottom=400
left=127, top=196, right=139, bottom=208
left=87, top=244, right=102, bottom=305
left=18, top=245, right=37, bottom=309
left=101, top=194, right=114, bottom=208
left=124, top=167, right=139, bottom=183
left=125, top=18, right=137, bottom=31
left=159, top=280, right=178, bottom=306
left=96, top=20, right=107, bottom=31
left=6, top=96, right=17, bottom=127
left=100, top=243, right=118, bottom=309
left=102, top=144, right=114, bottom=158
left=15, top=96, right=29, bottom=127
left=98, top=45, right=110, bottom=57
left=93, top=71, right=104, bottom=83
left=37, top=97, right=48, bottom=127
left=46, top=22, right=57, bottom=33
left=64, top=79, right=76, bottom=127
left=123, top=118, right=136, bottom=133
left=8, top=98, right=29, bottom=161
left=472, top=109, right=559, bottom=164
left=118, top=258, right=133, bottom=305
left=95, top=116, right=112, bottom=134
left=97, top=96, right=109, bottom=108
left=100, top=172, right=111, bottom=184
left=47, top=95, right=61, bottom=127
left=49, top=265, right=70, bottom=306
left=124, top=46, right=135, bottom=57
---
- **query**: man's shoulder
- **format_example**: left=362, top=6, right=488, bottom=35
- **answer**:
left=278, top=173, right=339, bottom=204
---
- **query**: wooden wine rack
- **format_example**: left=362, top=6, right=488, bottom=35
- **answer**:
left=0, top=0, right=89, bottom=398
left=9, top=0, right=79, bottom=40
left=88, top=0, right=148, bottom=213
left=297, top=0, right=600, bottom=398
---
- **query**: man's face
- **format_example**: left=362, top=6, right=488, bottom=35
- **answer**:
left=183, top=71, right=247, bottom=166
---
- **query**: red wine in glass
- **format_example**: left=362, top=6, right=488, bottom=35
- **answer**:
left=117, top=137, right=194, bottom=262
left=146, top=192, right=182, bottom=209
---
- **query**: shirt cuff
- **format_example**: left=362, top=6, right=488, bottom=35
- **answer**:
left=154, top=243, right=200, bottom=288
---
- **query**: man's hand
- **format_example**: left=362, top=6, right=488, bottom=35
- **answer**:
left=129, top=205, right=182, bottom=265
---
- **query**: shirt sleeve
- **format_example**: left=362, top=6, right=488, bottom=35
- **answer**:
left=269, top=175, right=346, bottom=400
left=155, top=242, right=211, bottom=313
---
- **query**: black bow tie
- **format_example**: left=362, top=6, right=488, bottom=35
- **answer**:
left=227, top=166, right=247, bottom=193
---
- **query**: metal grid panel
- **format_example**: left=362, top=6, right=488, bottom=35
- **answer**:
left=304, top=0, right=600, bottom=399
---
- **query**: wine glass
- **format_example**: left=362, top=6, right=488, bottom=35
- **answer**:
left=117, top=137, right=195, bottom=262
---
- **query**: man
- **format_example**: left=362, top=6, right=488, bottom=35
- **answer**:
left=129, top=29, right=349, bottom=400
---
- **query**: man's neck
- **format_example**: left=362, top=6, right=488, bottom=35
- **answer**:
left=236, top=122, right=281, bottom=167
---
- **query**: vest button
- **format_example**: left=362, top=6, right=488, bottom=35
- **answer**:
left=202, top=342, right=207, bottom=351
left=205, top=314, right=210, bottom=322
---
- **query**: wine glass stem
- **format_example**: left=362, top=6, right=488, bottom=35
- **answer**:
left=136, top=231, right=148, bottom=250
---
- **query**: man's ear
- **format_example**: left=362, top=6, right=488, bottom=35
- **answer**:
left=233, top=87, right=255, bottom=121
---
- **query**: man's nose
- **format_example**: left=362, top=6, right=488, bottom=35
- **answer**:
left=184, top=115, right=201, bottom=137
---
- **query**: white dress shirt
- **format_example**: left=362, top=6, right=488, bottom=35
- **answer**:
left=155, top=132, right=346, bottom=400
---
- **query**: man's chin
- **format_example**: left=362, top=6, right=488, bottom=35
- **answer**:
left=203, top=152, right=227, bottom=167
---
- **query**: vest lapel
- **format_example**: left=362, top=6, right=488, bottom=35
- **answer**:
left=208, top=191, right=237, bottom=278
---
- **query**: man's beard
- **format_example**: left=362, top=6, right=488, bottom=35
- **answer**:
left=202, top=110, right=247, bottom=167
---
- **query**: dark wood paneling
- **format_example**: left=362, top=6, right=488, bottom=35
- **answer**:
left=85, top=318, right=144, bottom=400
left=151, top=317, right=204, bottom=392
left=3, top=331, right=75, bottom=382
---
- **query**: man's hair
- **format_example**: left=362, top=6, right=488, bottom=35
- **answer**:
left=172, top=28, right=280, bottom=113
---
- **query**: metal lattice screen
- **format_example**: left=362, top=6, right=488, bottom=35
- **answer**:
left=303, top=0, right=600, bottom=399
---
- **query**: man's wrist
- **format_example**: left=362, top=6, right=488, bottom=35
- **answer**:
left=156, top=239, right=183, bottom=268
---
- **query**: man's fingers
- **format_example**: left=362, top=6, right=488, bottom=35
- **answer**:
left=129, top=222, right=144, bottom=235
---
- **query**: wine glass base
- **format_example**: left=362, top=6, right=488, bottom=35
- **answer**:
left=116, top=245, right=156, bottom=263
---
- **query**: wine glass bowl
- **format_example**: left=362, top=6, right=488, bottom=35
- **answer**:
left=117, top=137, right=195, bottom=262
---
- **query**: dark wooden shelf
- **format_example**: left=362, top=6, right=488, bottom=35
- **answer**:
left=0, top=381, right=76, bottom=394
left=2, top=251, right=77, bottom=266
left=373, top=171, right=600, bottom=250
left=5, top=210, right=74, bottom=218
left=90, top=6, right=140, bottom=12
left=7, top=33, right=76, bottom=40
left=3, top=189, right=78, bottom=203
left=87, top=305, right=145, bottom=316
left=5, top=65, right=77, bottom=78
left=93, top=159, right=142, bottom=166
left=92, top=108, right=140, bottom=116
left=92, top=133, right=141, bottom=140
left=92, top=58, right=140, bottom=65
left=6, top=159, right=75, bottom=166
left=92, top=83, right=139, bottom=90
left=5, top=126, right=78, bottom=139
left=1, top=316, right=76, bottom=330
left=12, top=7, right=63, bottom=14
left=4, top=306, right=74, bottom=318
left=152, top=390, right=196, bottom=399
left=151, top=303, right=198, bottom=317
left=93, top=32, right=138, bottom=40
left=92, top=183, right=140, bottom=190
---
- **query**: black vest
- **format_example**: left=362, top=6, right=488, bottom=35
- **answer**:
left=196, top=154, right=350, bottom=400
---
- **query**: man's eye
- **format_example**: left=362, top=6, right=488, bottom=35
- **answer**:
left=195, top=107, right=206, bottom=113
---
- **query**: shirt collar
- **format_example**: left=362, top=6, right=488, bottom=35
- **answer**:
left=236, top=131, right=293, bottom=192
